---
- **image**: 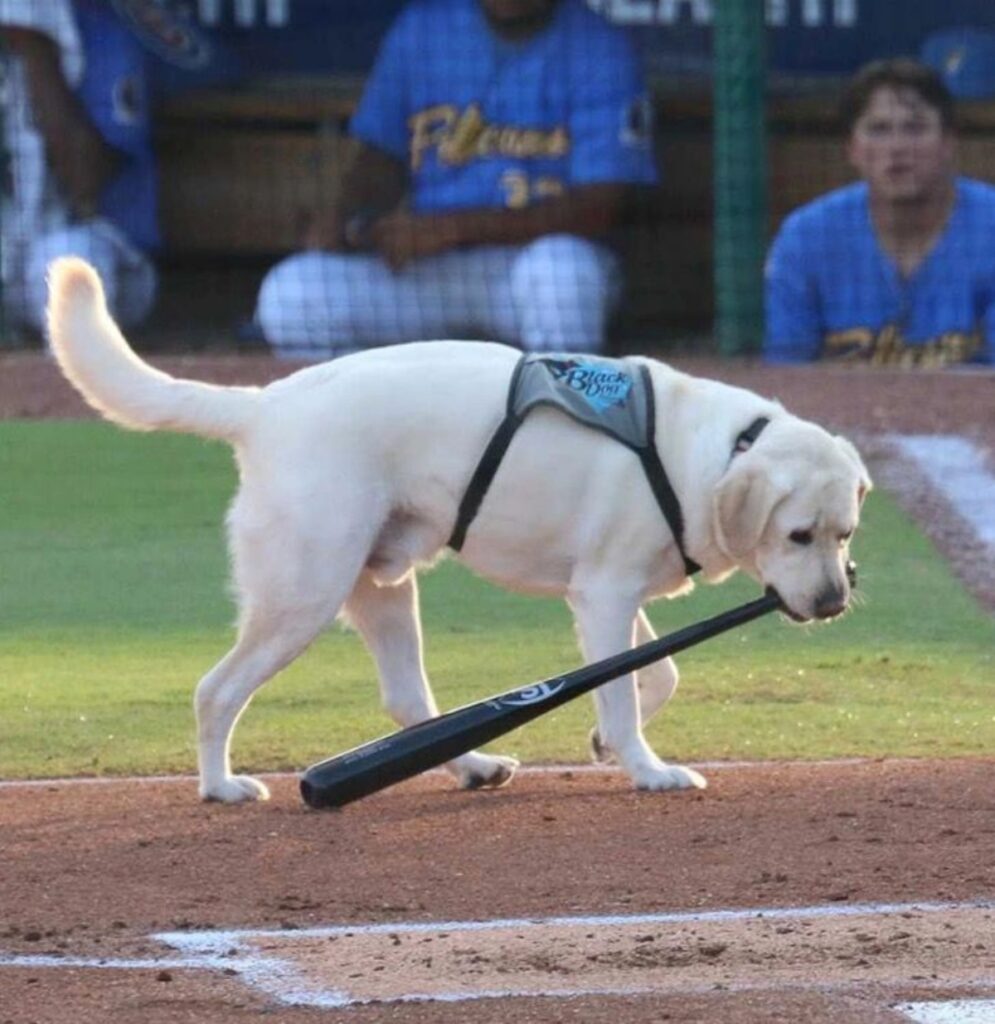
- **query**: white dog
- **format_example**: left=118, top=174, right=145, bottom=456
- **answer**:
left=46, top=258, right=870, bottom=804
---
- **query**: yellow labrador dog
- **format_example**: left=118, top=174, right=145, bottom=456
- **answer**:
left=47, top=258, right=870, bottom=804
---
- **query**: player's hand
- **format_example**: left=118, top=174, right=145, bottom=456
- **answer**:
left=302, top=207, right=347, bottom=251
left=371, top=211, right=460, bottom=271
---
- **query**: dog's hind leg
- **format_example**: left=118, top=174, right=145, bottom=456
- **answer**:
left=344, top=570, right=518, bottom=791
left=195, top=610, right=327, bottom=803
left=196, top=503, right=379, bottom=803
left=633, top=610, right=680, bottom=721
left=589, top=609, right=678, bottom=763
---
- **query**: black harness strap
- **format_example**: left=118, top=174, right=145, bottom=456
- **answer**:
left=632, top=364, right=700, bottom=576
left=447, top=356, right=527, bottom=553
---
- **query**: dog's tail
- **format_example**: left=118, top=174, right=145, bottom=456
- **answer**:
left=46, top=258, right=259, bottom=443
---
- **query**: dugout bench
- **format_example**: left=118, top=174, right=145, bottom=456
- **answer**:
left=151, top=80, right=995, bottom=350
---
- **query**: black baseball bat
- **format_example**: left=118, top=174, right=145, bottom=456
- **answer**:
left=300, top=588, right=783, bottom=810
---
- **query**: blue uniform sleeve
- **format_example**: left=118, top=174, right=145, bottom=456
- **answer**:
left=566, top=18, right=657, bottom=186
left=966, top=184, right=995, bottom=365
left=75, top=22, right=150, bottom=158
left=764, top=214, right=824, bottom=363
left=348, top=4, right=415, bottom=162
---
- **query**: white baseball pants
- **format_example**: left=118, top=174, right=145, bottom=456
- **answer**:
left=256, top=234, right=621, bottom=360
left=4, top=219, right=157, bottom=336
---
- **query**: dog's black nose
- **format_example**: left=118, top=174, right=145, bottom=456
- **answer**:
left=814, top=584, right=848, bottom=620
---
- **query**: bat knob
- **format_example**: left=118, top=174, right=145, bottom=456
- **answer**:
left=845, top=559, right=858, bottom=588
left=299, top=772, right=345, bottom=810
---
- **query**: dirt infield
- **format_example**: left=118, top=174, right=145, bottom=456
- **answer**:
left=2, top=761, right=994, bottom=1022
left=1, top=352, right=993, bottom=1022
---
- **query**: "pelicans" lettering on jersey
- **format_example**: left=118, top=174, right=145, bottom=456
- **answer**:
left=409, top=103, right=570, bottom=171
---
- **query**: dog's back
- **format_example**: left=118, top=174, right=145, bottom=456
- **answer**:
left=47, top=258, right=522, bottom=455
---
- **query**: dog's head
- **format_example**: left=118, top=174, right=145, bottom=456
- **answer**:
left=712, top=422, right=871, bottom=623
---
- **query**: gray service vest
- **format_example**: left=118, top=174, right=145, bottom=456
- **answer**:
left=448, top=354, right=701, bottom=576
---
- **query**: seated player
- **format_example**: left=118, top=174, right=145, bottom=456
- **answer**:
left=256, top=0, right=657, bottom=360
left=764, top=58, right=995, bottom=367
left=0, top=0, right=160, bottom=338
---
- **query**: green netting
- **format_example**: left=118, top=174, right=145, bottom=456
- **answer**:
left=712, top=0, right=768, bottom=355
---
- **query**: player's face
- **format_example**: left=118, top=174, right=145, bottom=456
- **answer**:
left=481, top=0, right=557, bottom=38
left=847, top=86, right=955, bottom=203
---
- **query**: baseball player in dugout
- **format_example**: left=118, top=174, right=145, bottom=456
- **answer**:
left=764, top=58, right=995, bottom=368
left=256, top=0, right=658, bottom=360
left=0, top=0, right=161, bottom=341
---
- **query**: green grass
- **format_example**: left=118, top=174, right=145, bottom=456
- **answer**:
left=1, top=420, right=992, bottom=779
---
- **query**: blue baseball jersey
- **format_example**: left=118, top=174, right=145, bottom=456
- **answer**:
left=73, top=0, right=158, bottom=251
left=349, top=0, right=657, bottom=213
left=764, top=178, right=995, bottom=366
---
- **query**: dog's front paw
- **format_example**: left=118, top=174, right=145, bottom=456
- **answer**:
left=200, top=774, right=271, bottom=804
left=451, top=752, right=519, bottom=791
left=631, top=761, right=707, bottom=792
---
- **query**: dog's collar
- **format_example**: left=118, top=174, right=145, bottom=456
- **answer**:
left=732, top=416, right=770, bottom=457
left=675, top=417, right=770, bottom=576
left=640, top=411, right=769, bottom=578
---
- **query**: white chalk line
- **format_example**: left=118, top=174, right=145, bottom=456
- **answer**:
left=897, top=1001, right=995, bottom=1024
left=154, top=896, right=995, bottom=944
left=2, top=898, right=993, bottom=1011
left=0, top=954, right=223, bottom=971
left=2, top=949, right=990, bottom=1016
left=0, top=757, right=887, bottom=791
left=891, top=435, right=995, bottom=550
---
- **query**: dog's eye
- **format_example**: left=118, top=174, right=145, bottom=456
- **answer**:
left=789, top=530, right=814, bottom=546
left=838, top=529, right=853, bottom=544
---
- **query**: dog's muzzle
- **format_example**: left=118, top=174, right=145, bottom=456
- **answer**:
left=766, top=560, right=858, bottom=624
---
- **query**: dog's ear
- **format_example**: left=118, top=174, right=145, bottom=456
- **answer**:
left=834, top=435, right=873, bottom=505
left=713, top=460, right=789, bottom=559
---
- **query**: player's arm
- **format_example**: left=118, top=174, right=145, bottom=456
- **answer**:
left=303, top=0, right=414, bottom=251
left=370, top=184, right=626, bottom=270
left=339, top=142, right=409, bottom=222
left=303, top=141, right=408, bottom=250
left=412, top=182, right=628, bottom=247
left=0, top=26, right=120, bottom=217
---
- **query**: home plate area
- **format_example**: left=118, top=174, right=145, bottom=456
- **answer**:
left=2, top=761, right=995, bottom=1023
left=151, top=900, right=995, bottom=1012
left=4, top=897, right=994, bottom=1021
